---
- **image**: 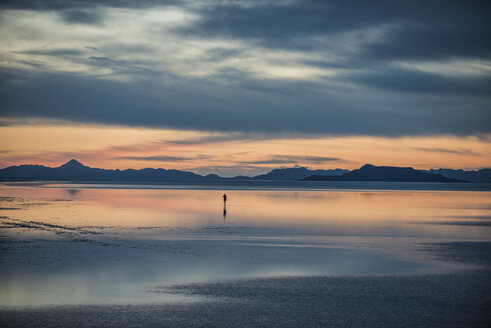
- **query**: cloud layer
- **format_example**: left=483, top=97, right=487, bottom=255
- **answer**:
left=0, top=0, right=490, bottom=136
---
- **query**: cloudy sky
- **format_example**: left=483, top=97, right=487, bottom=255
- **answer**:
left=0, top=0, right=490, bottom=176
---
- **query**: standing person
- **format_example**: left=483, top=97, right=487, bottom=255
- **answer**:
left=223, top=194, right=227, bottom=204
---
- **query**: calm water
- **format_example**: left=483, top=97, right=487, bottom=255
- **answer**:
left=0, top=183, right=490, bottom=307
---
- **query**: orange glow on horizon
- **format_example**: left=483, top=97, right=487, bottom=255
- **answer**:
left=1, top=122, right=490, bottom=176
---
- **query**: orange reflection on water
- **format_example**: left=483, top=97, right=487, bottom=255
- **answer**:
left=0, top=186, right=490, bottom=239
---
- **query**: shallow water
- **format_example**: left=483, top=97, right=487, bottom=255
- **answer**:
left=0, top=183, right=490, bottom=307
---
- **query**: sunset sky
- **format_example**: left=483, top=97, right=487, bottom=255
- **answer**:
left=0, top=0, right=490, bottom=176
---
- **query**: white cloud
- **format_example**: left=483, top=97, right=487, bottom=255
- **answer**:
left=394, top=59, right=491, bottom=78
left=0, top=6, right=345, bottom=83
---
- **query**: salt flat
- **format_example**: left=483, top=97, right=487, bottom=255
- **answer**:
left=0, top=183, right=490, bottom=327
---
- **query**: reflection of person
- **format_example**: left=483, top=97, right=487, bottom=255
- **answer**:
left=222, top=194, right=227, bottom=220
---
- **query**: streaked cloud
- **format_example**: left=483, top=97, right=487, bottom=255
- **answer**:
left=240, top=155, right=345, bottom=165
left=116, top=155, right=211, bottom=162
left=59, top=9, right=104, bottom=25
left=0, top=1, right=488, bottom=136
left=410, top=147, right=476, bottom=156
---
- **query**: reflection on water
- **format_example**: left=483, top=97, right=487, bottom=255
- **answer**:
left=1, top=186, right=490, bottom=237
left=0, top=183, right=490, bottom=306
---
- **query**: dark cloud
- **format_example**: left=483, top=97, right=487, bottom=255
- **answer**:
left=410, top=147, right=476, bottom=156
left=168, top=134, right=263, bottom=145
left=364, top=22, right=490, bottom=62
left=240, top=155, right=344, bottom=165
left=181, top=1, right=401, bottom=49
left=59, top=9, right=104, bottom=25
left=182, top=1, right=491, bottom=61
left=351, top=68, right=491, bottom=96
left=0, top=0, right=174, bottom=10
left=0, top=68, right=489, bottom=136
left=16, top=60, right=49, bottom=69
left=115, top=155, right=210, bottom=162
left=190, top=164, right=268, bottom=177
left=2, top=1, right=491, bottom=61
left=87, top=56, right=152, bottom=71
left=169, top=135, right=236, bottom=145
left=204, top=48, right=243, bottom=63
left=16, top=49, right=84, bottom=56
left=0, top=1, right=490, bottom=137
left=89, top=56, right=121, bottom=65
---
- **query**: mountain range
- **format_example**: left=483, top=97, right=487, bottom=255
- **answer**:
left=0, top=159, right=218, bottom=182
left=233, top=167, right=349, bottom=181
left=0, top=159, right=489, bottom=183
left=426, top=168, right=491, bottom=183
left=304, top=164, right=464, bottom=183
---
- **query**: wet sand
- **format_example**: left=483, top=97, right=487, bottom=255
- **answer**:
left=1, top=255, right=489, bottom=327
left=0, top=223, right=490, bottom=327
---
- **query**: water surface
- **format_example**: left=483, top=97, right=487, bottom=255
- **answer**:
left=0, top=183, right=490, bottom=307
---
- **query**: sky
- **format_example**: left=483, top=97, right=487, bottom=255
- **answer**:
left=0, top=0, right=490, bottom=176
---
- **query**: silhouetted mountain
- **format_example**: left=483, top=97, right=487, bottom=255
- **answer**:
left=236, top=167, right=348, bottom=181
left=59, top=159, right=89, bottom=169
left=1, top=160, right=483, bottom=183
left=426, top=168, right=491, bottom=183
left=0, top=160, right=211, bottom=182
left=304, top=164, right=466, bottom=182
left=204, top=174, right=221, bottom=179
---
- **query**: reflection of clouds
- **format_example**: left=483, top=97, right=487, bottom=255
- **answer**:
left=2, top=185, right=490, bottom=241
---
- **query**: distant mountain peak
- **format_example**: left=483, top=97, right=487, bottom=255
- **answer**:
left=249, top=166, right=348, bottom=181
left=59, top=159, right=88, bottom=169
left=304, top=164, right=466, bottom=182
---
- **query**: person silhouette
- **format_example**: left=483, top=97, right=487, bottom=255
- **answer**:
left=223, top=194, right=227, bottom=204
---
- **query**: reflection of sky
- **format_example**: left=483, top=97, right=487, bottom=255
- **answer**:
left=1, top=186, right=490, bottom=239
left=0, top=185, right=490, bottom=306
